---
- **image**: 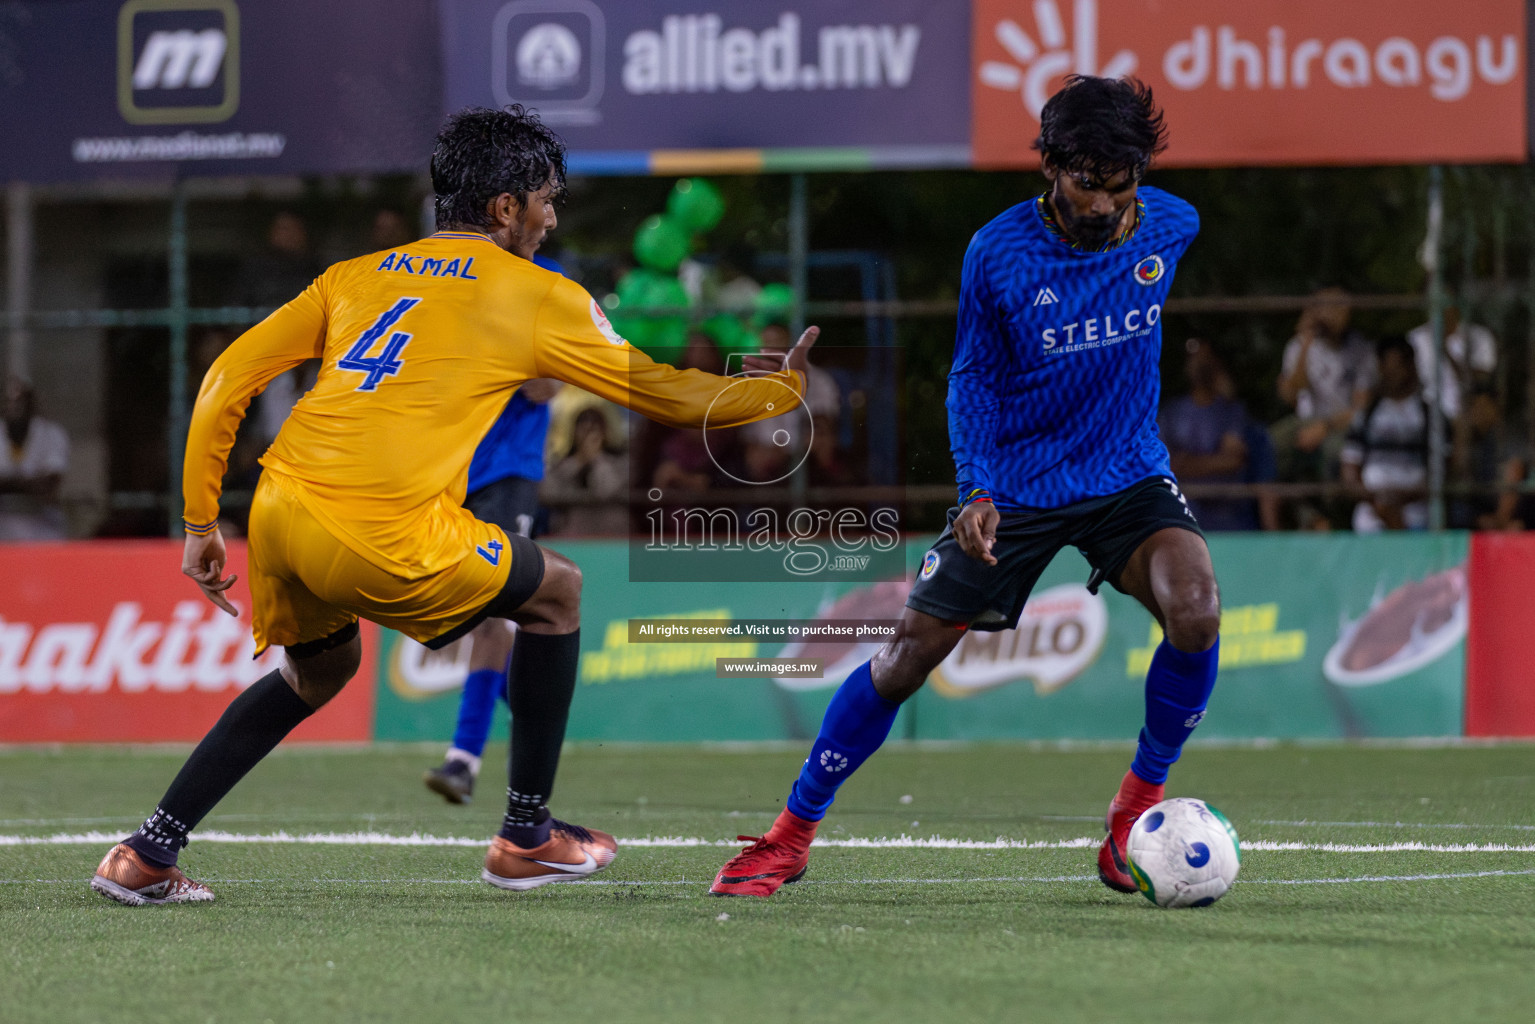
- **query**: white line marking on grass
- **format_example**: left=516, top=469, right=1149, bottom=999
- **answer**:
left=1242, top=869, right=1535, bottom=884
left=7, top=831, right=1535, bottom=853
left=1255, top=819, right=1535, bottom=831
left=4, top=870, right=1533, bottom=888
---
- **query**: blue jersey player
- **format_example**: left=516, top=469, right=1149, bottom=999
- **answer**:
left=711, top=76, right=1220, bottom=898
left=423, top=254, right=562, bottom=804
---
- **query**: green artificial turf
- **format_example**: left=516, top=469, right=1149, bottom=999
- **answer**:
left=2, top=743, right=1533, bottom=1023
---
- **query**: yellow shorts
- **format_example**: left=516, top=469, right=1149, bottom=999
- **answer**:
left=246, top=472, right=513, bottom=653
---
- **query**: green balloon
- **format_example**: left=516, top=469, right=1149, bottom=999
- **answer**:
left=611, top=270, right=690, bottom=355
left=667, top=178, right=726, bottom=234
left=641, top=274, right=689, bottom=311
left=752, top=282, right=795, bottom=328
left=614, top=268, right=664, bottom=308
left=702, top=314, right=753, bottom=357
left=641, top=275, right=689, bottom=351
left=608, top=312, right=655, bottom=349
left=608, top=270, right=666, bottom=348
left=633, top=214, right=691, bottom=272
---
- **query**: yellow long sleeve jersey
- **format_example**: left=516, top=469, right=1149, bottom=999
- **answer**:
left=184, top=231, right=803, bottom=578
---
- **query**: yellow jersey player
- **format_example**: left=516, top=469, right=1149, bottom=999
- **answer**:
left=90, top=106, right=816, bottom=905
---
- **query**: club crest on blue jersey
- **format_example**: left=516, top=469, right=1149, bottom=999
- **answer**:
left=920, top=550, right=941, bottom=580
left=1133, top=254, right=1165, bottom=286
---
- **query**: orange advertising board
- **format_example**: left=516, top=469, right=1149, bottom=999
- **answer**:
left=973, top=0, right=1526, bottom=167
left=0, top=541, right=375, bottom=742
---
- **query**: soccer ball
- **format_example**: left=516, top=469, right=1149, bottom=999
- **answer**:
left=1124, top=797, right=1240, bottom=908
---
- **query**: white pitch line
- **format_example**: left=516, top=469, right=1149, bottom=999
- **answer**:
left=1254, top=819, right=1535, bottom=832
left=5, top=830, right=1535, bottom=853
left=3, top=870, right=1533, bottom=888
left=1242, top=868, right=1535, bottom=885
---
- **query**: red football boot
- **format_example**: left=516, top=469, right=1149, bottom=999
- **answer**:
left=709, top=808, right=819, bottom=897
left=1097, top=769, right=1165, bottom=893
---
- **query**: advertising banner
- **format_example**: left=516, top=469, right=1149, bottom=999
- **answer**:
left=0, top=541, right=375, bottom=742
left=373, top=533, right=1467, bottom=744
left=439, top=0, right=972, bottom=172
left=0, top=0, right=440, bottom=181
left=1465, top=532, right=1535, bottom=736
left=372, top=539, right=911, bottom=741
left=972, top=0, right=1527, bottom=167
left=909, top=532, right=1467, bottom=741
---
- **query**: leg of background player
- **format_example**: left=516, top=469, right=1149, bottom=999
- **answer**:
left=1097, top=527, right=1221, bottom=892
left=425, top=621, right=517, bottom=804
left=481, top=549, right=616, bottom=891
left=710, top=609, right=963, bottom=897
left=92, top=626, right=363, bottom=905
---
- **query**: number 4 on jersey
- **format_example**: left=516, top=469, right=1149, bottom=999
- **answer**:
left=339, top=297, right=421, bottom=392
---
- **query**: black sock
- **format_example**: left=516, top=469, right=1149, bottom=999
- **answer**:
left=498, top=629, right=579, bottom=844
left=122, top=670, right=313, bottom=866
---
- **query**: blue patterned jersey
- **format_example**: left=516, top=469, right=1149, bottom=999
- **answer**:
left=948, top=185, right=1199, bottom=509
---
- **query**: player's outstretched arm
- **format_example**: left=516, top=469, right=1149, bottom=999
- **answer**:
left=740, top=326, right=819, bottom=377
left=532, top=278, right=815, bottom=429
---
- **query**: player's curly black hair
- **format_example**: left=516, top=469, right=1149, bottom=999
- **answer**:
left=1033, top=76, right=1168, bottom=182
left=430, top=105, right=567, bottom=230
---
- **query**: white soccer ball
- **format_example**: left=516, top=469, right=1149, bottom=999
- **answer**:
left=1124, top=797, right=1240, bottom=908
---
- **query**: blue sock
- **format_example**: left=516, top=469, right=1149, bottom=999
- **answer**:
left=450, top=669, right=507, bottom=759
left=785, top=661, right=900, bottom=822
left=1131, top=638, right=1220, bottom=784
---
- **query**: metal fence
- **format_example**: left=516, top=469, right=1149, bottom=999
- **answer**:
left=8, top=169, right=1535, bottom=539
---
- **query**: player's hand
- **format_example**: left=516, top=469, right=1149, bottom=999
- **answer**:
left=954, top=501, right=1000, bottom=566
left=741, top=326, right=820, bottom=377
left=182, top=527, right=240, bottom=617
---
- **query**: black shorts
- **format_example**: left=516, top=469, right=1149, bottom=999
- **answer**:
left=906, top=476, right=1204, bottom=632
left=465, top=475, right=541, bottom=539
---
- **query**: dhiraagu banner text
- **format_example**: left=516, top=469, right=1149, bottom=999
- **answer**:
left=372, top=533, right=1468, bottom=742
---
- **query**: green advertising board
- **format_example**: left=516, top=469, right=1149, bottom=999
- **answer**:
left=372, top=533, right=1468, bottom=742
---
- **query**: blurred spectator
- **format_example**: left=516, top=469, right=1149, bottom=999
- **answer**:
left=1272, top=287, right=1375, bottom=484
left=543, top=408, right=630, bottom=535
left=1406, top=304, right=1497, bottom=421
left=708, top=243, right=762, bottom=312
left=546, top=389, right=627, bottom=471
left=370, top=208, right=416, bottom=252
left=0, top=376, right=70, bottom=541
left=1341, top=336, right=1441, bottom=533
left=649, top=331, right=737, bottom=492
left=1159, top=339, right=1274, bottom=531
left=1451, top=386, right=1528, bottom=531
left=240, top=210, right=322, bottom=309
left=241, top=211, right=324, bottom=442
left=190, top=327, right=265, bottom=494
